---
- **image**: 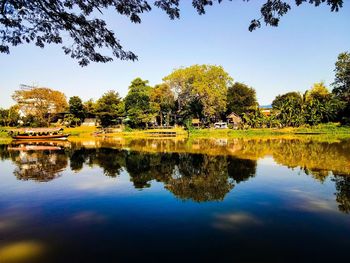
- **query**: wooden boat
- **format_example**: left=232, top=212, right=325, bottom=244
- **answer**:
left=8, top=127, right=70, bottom=140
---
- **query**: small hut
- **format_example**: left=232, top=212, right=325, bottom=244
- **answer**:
left=81, top=118, right=98, bottom=127
left=191, top=118, right=201, bottom=128
left=226, top=112, right=242, bottom=128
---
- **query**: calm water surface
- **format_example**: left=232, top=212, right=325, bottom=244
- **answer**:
left=0, top=138, right=350, bottom=263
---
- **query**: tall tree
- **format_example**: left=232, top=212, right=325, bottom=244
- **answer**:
left=124, top=78, right=154, bottom=128
left=0, top=1, right=343, bottom=65
left=227, top=82, right=257, bottom=115
left=150, top=83, right=175, bottom=126
left=95, top=90, right=123, bottom=127
left=83, top=99, right=96, bottom=117
left=305, top=82, right=331, bottom=102
left=0, top=107, right=18, bottom=126
left=332, top=52, right=350, bottom=124
left=69, top=96, right=86, bottom=121
left=12, top=86, right=67, bottom=126
left=164, top=64, right=232, bottom=122
left=303, top=82, right=341, bottom=124
left=272, top=92, right=304, bottom=127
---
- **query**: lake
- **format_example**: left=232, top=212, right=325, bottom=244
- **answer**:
left=0, top=138, right=350, bottom=263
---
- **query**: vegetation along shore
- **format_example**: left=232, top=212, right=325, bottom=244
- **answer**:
left=1, top=52, right=349, bottom=137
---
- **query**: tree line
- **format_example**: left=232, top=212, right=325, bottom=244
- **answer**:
left=0, top=51, right=349, bottom=128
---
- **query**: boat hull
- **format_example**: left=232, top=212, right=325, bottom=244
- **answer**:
left=12, top=134, right=70, bottom=140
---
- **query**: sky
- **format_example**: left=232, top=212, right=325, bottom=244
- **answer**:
left=0, top=1, right=349, bottom=108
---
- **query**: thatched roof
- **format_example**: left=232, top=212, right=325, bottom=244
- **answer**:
left=227, top=112, right=240, bottom=119
left=226, top=112, right=242, bottom=124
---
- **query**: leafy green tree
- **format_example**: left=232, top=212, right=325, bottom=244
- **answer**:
left=64, top=113, right=81, bottom=127
left=305, top=82, right=331, bottom=102
left=227, top=82, right=257, bottom=115
left=69, top=96, right=86, bottom=121
left=304, top=82, right=343, bottom=125
left=332, top=52, right=350, bottom=124
left=242, top=109, right=268, bottom=128
left=1, top=1, right=343, bottom=65
left=164, top=64, right=232, bottom=123
left=150, top=83, right=175, bottom=126
left=95, top=90, right=123, bottom=127
left=0, top=107, right=18, bottom=126
left=0, top=108, right=9, bottom=126
left=272, top=92, right=302, bottom=110
left=83, top=99, right=96, bottom=117
left=272, top=92, right=304, bottom=127
left=7, top=105, right=20, bottom=126
left=124, top=78, right=154, bottom=128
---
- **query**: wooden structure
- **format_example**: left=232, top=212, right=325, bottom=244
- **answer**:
left=8, top=127, right=70, bottom=140
left=81, top=118, right=98, bottom=127
left=192, top=118, right=201, bottom=128
left=145, top=131, right=177, bottom=137
left=226, top=112, right=242, bottom=128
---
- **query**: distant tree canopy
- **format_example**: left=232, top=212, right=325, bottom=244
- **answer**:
left=0, top=0, right=344, bottom=65
left=164, top=64, right=232, bottom=122
left=12, top=86, right=67, bottom=126
left=69, top=96, right=86, bottom=120
left=0, top=105, right=19, bottom=126
left=332, top=52, right=350, bottom=124
left=124, top=78, right=154, bottom=128
left=95, top=90, right=123, bottom=127
left=269, top=82, right=342, bottom=127
left=305, top=82, right=331, bottom=102
left=272, top=92, right=303, bottom=110
left=150, top=83, right=175, bottom=126
left=83, top=98, right=96, bottom=116
left=227, top=82, right=257, bottom=115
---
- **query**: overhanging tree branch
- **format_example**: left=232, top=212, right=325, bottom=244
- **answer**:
left=0, top=0, right=344, bottom=66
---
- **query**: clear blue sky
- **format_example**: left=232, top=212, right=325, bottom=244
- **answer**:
left=0, top=1, right=349, bottom=108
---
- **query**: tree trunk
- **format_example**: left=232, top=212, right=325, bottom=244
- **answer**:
left=160, top=111, right=163, bottom=127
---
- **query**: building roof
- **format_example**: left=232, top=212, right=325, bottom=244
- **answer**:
left=192, top=119, right=200, bottom=124
left=227, top=112, right=241, bottom=119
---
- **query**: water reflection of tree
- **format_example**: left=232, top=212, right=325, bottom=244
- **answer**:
left=125, top=151, right=176, bottom=189
left=13, top=150, right=67, bottom=182
left=124, top=152, right=257, bottom=202
left=227, top=156, right=256, bottom=183
left=333, top=174, right=350, bottom=214
left=69, top=148, right=126, bottom=177
left=269, top=139, right=350, bottom=181
left=3, top=139, right=350, bottom=210
left=166, top=154, right=235, bottom=202
left=0, top=144, right=19, bottom=161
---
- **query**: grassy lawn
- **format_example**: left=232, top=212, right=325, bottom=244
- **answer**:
left=187, top=123, right=350, bottom=139
left=1, top=123, right=350, bottom=142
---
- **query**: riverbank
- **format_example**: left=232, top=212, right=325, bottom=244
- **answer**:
left=66, top=123, right=350, bottom=141
left=1, top=123, right=350, bottom=142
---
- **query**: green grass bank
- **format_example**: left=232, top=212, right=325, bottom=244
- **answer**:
left=1, top=123, right=350, bottom=142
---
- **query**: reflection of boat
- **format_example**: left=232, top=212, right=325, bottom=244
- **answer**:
left=8, top=128, right=70, bottom=140
left=8, top=145, right=62, bottom=151
left=7, top=140, right=71, bottom=151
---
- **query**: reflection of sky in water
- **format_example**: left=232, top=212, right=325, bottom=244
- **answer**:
left=0, top=142, right=350, bottom=262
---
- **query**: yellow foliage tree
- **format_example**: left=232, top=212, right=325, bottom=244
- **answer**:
left=12, top=86, right=68, bottom=126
